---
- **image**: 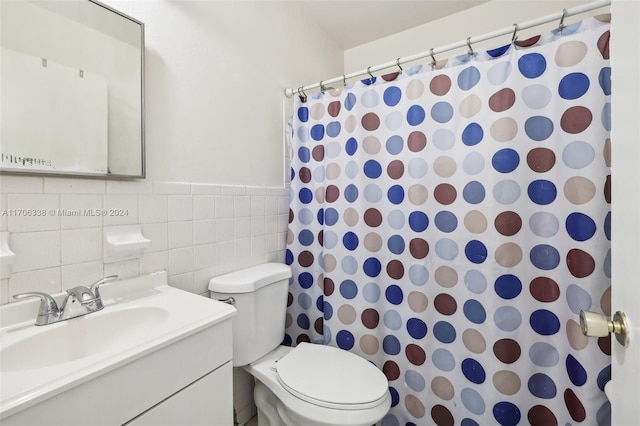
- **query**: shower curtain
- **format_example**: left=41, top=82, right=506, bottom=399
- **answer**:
left=286, top=15, right=611, bottom=426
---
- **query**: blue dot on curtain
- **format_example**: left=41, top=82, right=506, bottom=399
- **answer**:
left=297, top=106, right=309, bottom=122
left=463, top=181, right=486, bottom=204
left=298, top=293, right=312, bottom=309
left=462, top=415, right=482, bottom=425
left=494, top=306, right=522, bottom=332
left=434, top=321, right=457, bottom=343
left=528, top=373, right=557, bottom=398
left=384, top=86, right=402, bottom=106
left=518, top=53, right=547, bottom=78
left=310, top=124, right=325, bottom=141
left=465, top=240, right=487, bottom=264
left=388, top=235, right=406, bottom=254
left=406, top=370, right=426, bottom=392
left=298, top=147, right=310, bottom=163
left=323, top=231, right=337, bottom=249
left=298, top=229, right=314, bottom=246
left=324, top=208, right=339, bottom=226
left=559, top=72, right=590, bottom=100
left=364, top=160, right=383, bottom=178
left=602, top=103, right=612, bottom=131
left=385, top=285, right=404, bottom=305
left=326, top=121, right=341, bottom=137
left=566, top=354, right=588, bottom=386
left=566, top=212, right=596, bottom=241
left=524, top=116, right=554, bottom=141
left=297, top=313, right=310, bottom=329
left=364, top=257, right=382, bottom=277
left=494, top=275, right=522, bottom=299
left=566, top=284, right=592, bottom=315
left=298, top=188, right=313, bottom=204
left=298, top=272, right=313, bottom=289
left=599, top=67, right=612, bottom=95
left=432, top=348, right=456, bottom=371
left=530, top=244, right=561, bottom=270
left=384, top=310, right=402, bottom=330
left=345, top=93, right=357, bottom=110
left=529, top=342, right=559, bottom=367
left=339, top=280, right=358, bottom=299
left=462, top=123, right=484, bottom=146
left=406, top=318, right=428, bottom=339
left=387, top=185, right=405, bottom=204
left=530, top=309, right=561, bottom=335
left=285, top=249, right=293, bottom=265
left=597, top=365, right=611, bottom=391
left=386, top=135, right=404, bottom=155
left=458, top=66, right=481, bottom=90
left=344, top=184, right=359, bottom=203
left=487, top=44, right=511, bottom=57
left=527, top=180, right=557, bottom=205
left=492, top=148, right=520, bottom=173
left=493, top=401, right=521, bottom=426
left=463, top=299, right=486, bottom=324
left=605, top=211, right=611, bottom=240
left=342, top=232, right=359, bottom=251
left=345, top=137, right=358, bottom=155
left=461, top=388, right=485, bottom=416
left=314, top=208, right=324, bottom=225
left=363, top=283, right=381, bottom=303
left=409, top=211, right=429, bottom=232
left=465, top=270, right=487, bottom=294
left=341, top=256, right=358, bottom=274
left=407, top=105, right=426, bottom=126
left=323, top=301, right=333, bottom=319
left=431, top=102, right=454, bottom=123
left=409, top=264, right=429, bottom=286
left=435, top=211, right=458, bottom=232
left=462, top=358, right=486, bottom=384
left=336, top=330, right=355, bottom=350
left=383, top=335, right=401, bottom=355
left=389, top=387, right=400, bottom=407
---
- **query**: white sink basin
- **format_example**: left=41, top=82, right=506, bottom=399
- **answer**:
left=1, top=306, right=169, bottom=372
left=0, top=272, right=236, bottom=420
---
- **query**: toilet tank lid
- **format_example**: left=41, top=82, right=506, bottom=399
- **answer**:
left=208, top=263, right=292, bottom=293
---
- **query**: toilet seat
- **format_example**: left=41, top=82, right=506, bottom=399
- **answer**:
left=275, top=342, right=389, bottom=410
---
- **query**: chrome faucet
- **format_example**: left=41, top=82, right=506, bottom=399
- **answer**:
left=13, top=275, right=118, bottom=326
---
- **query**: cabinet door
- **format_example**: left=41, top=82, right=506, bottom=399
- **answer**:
left=126, top=362, right=233, bottom=426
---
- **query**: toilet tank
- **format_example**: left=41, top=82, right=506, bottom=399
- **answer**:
left=209, top=263, right=291, bottom=366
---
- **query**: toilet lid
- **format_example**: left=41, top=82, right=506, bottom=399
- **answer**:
left=275, top=342, right=389, bottom=409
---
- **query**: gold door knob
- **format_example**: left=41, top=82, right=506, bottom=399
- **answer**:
left=579, top=310, right=630, bottom=347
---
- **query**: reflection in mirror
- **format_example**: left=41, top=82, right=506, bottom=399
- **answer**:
left=0, top=0, right=145, bottom=177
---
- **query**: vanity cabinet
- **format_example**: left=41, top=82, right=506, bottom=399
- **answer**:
left=2, top=319, right=234, bottom=426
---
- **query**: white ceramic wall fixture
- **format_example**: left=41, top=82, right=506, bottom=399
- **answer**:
left=0, top=271, right=237, bottom=425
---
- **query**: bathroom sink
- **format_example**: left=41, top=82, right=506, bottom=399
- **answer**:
left=0, top=271, right=236, bottom=421
left=0, top=306, right=169, bottom=372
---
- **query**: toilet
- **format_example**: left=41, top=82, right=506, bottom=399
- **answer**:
left=209, top=263, right=391, bottom=426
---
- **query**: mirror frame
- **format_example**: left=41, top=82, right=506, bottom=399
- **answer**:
left=0, top=0, right=146, bottom=179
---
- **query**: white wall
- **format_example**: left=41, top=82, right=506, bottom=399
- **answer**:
left=344, top=0, right=594, bottom=73
left=104, top=0, right=343, bottom=187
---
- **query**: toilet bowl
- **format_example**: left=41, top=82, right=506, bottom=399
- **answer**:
left=209, top=263, right=390, bottom=426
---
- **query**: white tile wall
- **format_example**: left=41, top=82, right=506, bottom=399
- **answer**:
left=0, top=177, right=289, bottom=305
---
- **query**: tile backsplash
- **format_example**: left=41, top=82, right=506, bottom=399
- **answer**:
left=0, top=175, right=290, bottom=305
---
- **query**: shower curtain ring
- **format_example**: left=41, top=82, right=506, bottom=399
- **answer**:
left=367, top=66, right=375, bottom=83
left=466, top=37, right=474, bottom=56
left=430, top=48, right=437, bottom=68
left=396, top=58, right=403, bottom=73
left=319, top=80, right=326, bottom=93
left=511, top=23, right=519, bottom=43
left=298, top=86, right=307, bottom=100
left=342, top=74, right=347, bottom=87
left=559, top=8, right=567, bottom=33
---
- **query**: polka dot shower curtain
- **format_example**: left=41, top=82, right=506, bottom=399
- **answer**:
left=285, top=15, right=611, bottom=426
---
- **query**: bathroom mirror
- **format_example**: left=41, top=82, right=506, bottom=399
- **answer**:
left=0, top=0, right=145, bottom=177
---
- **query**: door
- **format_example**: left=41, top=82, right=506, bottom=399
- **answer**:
left=610, top=0, right=640, bottom=423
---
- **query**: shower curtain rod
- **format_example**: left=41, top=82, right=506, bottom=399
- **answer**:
left=284, top=0, right=611, bottom=98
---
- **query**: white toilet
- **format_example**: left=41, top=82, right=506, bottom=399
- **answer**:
left=209, top=263, right=391, bottom=426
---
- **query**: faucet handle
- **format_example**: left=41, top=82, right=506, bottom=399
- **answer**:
left=89, top=275, right=118, bottom=310
left=13, top=292, right=60, bottom=325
